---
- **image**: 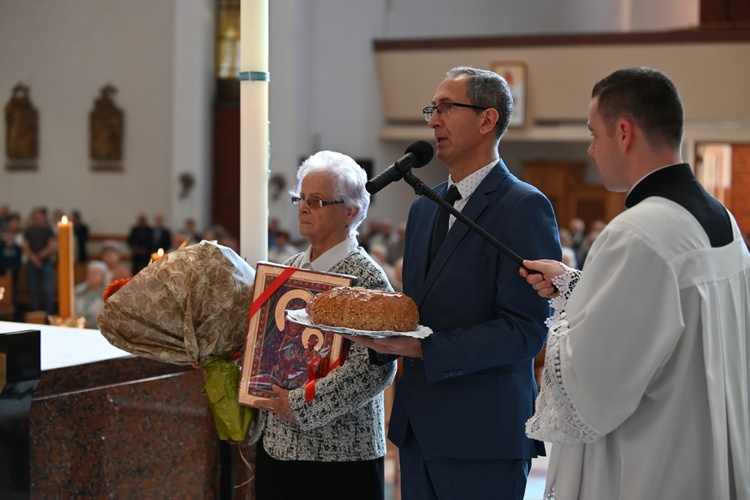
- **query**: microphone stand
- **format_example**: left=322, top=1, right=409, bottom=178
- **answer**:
left=402, top=171, right=531, bottom=270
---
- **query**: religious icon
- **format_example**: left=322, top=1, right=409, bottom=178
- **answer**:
left=491, top=62, right=528, bottom=128
left=239, top=262, right=356, bottom=406
left=5, top=82, right=38, bottom=170
left=90, top=84, right=124, bottom=170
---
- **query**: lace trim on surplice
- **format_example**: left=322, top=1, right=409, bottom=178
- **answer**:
left=545, top=263, right=579, bottom=328
left=526, top=264, right=604, bottom=444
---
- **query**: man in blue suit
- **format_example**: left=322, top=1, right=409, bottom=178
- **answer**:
left=355, top=66, right=561, bottom=499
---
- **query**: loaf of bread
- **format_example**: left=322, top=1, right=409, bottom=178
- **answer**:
left=306, top=286, right=419, bottom=332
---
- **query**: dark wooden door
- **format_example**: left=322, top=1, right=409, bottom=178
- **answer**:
left=211, top=105, right=240, bottom=239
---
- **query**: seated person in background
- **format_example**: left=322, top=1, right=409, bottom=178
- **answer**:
left=367, top=242, right=398, bottom=289
left=201, top=224, right=239, bottom=252
left=101, top=240, right=132, bottom=284
left=267, top=230, right=299, bottom=264
left=391, top=257, right=404, bottom=292
left=387, top=221, right=407, bottom=265
left=558, top=228, right=578, bottom=269
left=181, top=218, right=202, bottom=244
left=0, top=212, right=24, bottom=310
left=74, top=260, right=108, bottom=328
left=369, top=217, right=394, bottom=250
left=568, top=217, right=586, bottom=255
left=578, top=223, right=605, bottom=269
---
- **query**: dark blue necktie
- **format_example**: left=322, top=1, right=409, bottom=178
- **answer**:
left=428, top=185, right=461, bottom=266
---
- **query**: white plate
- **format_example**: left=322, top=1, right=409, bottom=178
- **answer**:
left=285, top=309, right=432, bottom=339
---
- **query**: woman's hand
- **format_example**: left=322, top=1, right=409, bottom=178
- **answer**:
left=250, top=385, right=296, bottom=422
left=519, top=259, right=565, bottom=298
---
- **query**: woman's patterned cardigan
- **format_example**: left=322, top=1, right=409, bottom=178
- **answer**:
left=248, top=247, right=398, bottom=461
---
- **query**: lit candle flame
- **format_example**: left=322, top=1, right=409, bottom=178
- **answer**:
left=61, top=215, right=68, bottom=224
left=150, top=247, right=166, bottom=264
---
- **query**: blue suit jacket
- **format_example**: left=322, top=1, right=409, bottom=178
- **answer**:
left=389, top=160, right=561, bottom=460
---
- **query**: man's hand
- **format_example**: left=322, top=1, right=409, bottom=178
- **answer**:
left=29, top=253, right=42, bottom=268
left=519, top=259, right=565, bottom=298
left=346, top=335, right=423, bottom=359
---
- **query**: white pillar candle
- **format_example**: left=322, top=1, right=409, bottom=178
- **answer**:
left=239, top=0, right=270, bottom=267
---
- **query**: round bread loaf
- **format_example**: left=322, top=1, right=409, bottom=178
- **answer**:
left=306, top=286, right=419, bottom=332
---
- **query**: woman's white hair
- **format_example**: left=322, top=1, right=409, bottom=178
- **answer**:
left=290, top=151, right=370, bottom=237
left=87, top=259, right=108, bottom=277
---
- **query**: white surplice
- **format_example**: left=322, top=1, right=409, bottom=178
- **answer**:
left=527, top=197, right=750, bottom=500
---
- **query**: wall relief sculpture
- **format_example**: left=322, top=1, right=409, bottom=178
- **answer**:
left=90, top=84, right=124, bottom=171
left=5, top=82, right=38, bottom=170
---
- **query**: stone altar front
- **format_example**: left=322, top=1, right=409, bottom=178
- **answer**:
left=0, top=322, right=251, bottom=499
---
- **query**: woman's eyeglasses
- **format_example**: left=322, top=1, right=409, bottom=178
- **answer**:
left=291, top=196, right=344, bottom=209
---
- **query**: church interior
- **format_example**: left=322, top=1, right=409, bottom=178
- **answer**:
left=1, top=0, right=749, bottom=498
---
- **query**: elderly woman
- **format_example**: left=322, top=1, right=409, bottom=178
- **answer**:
left=249, top=151, right=398, bottom=500
left=74, top=260, right=108, bottom=327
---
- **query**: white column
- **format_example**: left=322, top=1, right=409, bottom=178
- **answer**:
left=239, top=0, right=269, bottom=266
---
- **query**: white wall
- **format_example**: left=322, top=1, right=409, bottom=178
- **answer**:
left=0, top=0, right=213, bottom=236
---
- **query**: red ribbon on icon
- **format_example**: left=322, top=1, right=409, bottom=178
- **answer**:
left=248, top=266, right=298, bottom=322
left=304, top=341, right=350, bottom=402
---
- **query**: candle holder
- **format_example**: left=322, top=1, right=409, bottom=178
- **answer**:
left=48, top=315, right=87, bottom=328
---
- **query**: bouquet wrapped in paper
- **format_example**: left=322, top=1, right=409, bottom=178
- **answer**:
left=97, top=240, right=256, bottom=441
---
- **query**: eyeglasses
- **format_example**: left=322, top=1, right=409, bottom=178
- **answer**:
left=291, top=196, right=345, bottom=209
left=423, top=102, right=489, bottom=121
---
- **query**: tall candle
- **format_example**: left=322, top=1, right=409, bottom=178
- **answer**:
left=57, top=215, right=75, bottom=319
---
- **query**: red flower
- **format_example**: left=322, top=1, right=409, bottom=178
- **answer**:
left=103, top=277, right=133, bottom=302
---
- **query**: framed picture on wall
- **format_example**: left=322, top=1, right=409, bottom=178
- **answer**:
left=491, top=62, right=527, bottom=128
left=238, top=261, right=356, bottom=406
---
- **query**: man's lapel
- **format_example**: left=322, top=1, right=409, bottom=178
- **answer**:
left=420, top=162, right=508, bottom=301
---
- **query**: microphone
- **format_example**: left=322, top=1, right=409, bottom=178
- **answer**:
left=365, top=140, right=434, bottom=194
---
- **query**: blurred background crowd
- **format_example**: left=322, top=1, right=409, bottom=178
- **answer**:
left=3, top=202, right=747, bottom=328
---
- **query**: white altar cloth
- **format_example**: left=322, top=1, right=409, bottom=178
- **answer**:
left=0, top=321, right=130, bottom=371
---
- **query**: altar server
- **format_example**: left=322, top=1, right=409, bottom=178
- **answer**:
left=523, top=66, right=750, bottom=500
